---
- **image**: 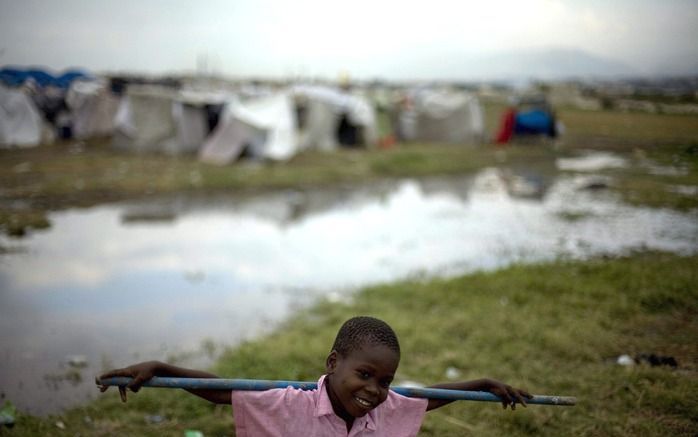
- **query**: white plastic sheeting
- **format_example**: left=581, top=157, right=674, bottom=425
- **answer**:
left=66, top=80, right=120, bottom=140
left=113, top=87, right=237, bottom=155
left=168, top=102, right=209, bottom=154
left=167, top=90, right=231, bottom=155
left=399, top=89, right=484, bottom=144
left=199, top=92, right=298, bottom=165
left=112, top=86, right=178, bottom=153
left=292, top=84, right=377, bottom=150
left=0, top=84, right=43, bottom=148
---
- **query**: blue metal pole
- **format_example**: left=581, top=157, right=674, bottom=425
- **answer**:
left=97, top=376, right=576, bottom=406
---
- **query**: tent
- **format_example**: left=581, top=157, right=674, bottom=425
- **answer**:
left=397, top=88, right=484, bottom=144
left=495, top=95, right=557, bottom=144
left=514, top=109, right=556, bottom=136
left=168, top=90, right=229, bottom=155
left=113, top=86, right=232, bottom=155
left=0, top=83, right=44, bottom=148
left=293, top=85, right=377, bottom=151
left=66, top=80, right=120, bottom=140
left=0, top=67, right=91, bottom=89
left=199, top=92, right=297, bottom=165
left=112, top=85, right=178, bottom=153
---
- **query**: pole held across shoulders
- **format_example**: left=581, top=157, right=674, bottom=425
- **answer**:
left=97, top=376, right=576, bottom=406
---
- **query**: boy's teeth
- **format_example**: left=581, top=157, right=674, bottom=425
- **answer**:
left=355, top=397, right=372, bottom=407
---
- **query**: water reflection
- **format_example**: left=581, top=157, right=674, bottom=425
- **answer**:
left=1, top=164, right=697, bottom=415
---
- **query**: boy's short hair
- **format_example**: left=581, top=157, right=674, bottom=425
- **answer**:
left=331, top=316, right=401, bottom=357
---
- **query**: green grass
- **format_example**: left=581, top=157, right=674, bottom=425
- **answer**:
left=7, top=252, right=697, bottom=436
left=558, top=109, right=698, bottom=147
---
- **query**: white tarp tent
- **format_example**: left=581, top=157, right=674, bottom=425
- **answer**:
left=113, top=86, right=234, bottom=155
left=168, top=89, right=230, bottom=155
left=112, top=85, right=178, bottom=153
left=199, top=91, right=297, bottom=165
left=398, top=88, right=484, bottom=144
left=0, top=84, right=44, bottom=148
left=292, top=85, right=377, bottom=151
left=66, top=79, right=120, bottom=140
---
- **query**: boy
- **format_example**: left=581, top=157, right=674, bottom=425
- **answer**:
left=99, top=316, right=531, bottom=436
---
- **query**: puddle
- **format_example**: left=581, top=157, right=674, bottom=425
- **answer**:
left=1, top=163, right=697, bottom=416
left=556, top=151, right=627, bottom=171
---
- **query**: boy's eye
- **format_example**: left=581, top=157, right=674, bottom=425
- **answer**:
left=357, top=370, right=370, bottom=379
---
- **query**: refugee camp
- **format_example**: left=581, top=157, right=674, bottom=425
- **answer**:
left=1, top=1, right=697, bottom=436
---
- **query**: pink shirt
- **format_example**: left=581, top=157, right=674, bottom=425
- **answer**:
left=232, top=375, right=428, bottom=437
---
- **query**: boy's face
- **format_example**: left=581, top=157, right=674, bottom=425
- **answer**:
left=325, top=344, right=400, bottom=421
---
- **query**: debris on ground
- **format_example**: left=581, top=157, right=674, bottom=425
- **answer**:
left=616, top=353, right=678, bottom=368
left=0, top=401, right=16, bottom=428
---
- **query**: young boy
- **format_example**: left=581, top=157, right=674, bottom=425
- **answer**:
left=99, top=316, right=531, bottom=436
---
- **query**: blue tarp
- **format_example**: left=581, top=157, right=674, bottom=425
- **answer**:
left=514, top=109, right=555, bottom=136
left=0, top=67, right=92, bottom=89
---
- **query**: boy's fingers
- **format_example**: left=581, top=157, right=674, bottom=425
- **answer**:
left=128, top=375, right=147, bottom=392
left=498, top=393, right=512, bottom=409
left=95, top=377, right=108, bottom=392
left=515, top=392, right=528, bottom=408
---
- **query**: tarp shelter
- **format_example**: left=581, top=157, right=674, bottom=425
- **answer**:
left=112, top=86, right=178, bottom=153
left=0, top=83, right=44, bottom=148
left=66, top=80, right=120, bottom=140
left=495, top=95, right=557, bottom=144
left=113, top=86, right=231, bottom=155
left=292, top=85, right=377, bottom=151
left=199, top=92, right=297, bottom=165
left=514, top=110, right=556, bottom=136
left=0, top=67, right=91, bottom=89
left=170, top=90, right=229, bottom=155
left=397, top=88, right=484, bottom=144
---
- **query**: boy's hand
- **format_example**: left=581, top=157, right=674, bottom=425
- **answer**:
left=96, top=361, right=161, bottom=402
left=487, top=379, right=532, bottom=410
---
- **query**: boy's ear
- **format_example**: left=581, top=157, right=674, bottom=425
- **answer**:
left=326, top=350, right=339, bottom=374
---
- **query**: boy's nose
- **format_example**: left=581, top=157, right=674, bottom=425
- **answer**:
left=364, top=380, right=380, bottom=396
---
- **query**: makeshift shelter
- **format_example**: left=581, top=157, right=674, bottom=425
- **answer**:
left=0, top=83, right=44, bottom=148
left=0, top=67, right=91, bottom=89
left=495, top=95, right=558, bottom=144
left=397, top=88, right=484, bottom=144
left=293, top=85, right=377, bottom=151
left=168, top=90, right=228, bottom=155
left=66, top=80, right=120, bottom=140
left=199, top=92, right=297, bottom=165
left=514, top=109, right=556, bottom=136
left=112, top=86, right=178, bottom=153
left=113, top=85, right=232, bottom=155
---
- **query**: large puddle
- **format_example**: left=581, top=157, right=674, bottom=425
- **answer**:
left=1, top=154, right=697, bottom=415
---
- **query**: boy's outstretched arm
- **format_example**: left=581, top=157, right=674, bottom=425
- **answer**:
left=425, top=378, right=531, bottom=411
left=97, top=360, right=231, bottom=405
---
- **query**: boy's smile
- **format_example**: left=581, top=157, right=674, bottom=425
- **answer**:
left=325, top=344, right=400, bottom=423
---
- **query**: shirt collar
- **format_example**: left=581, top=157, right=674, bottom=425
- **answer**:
left=315, top=374, right=378, bottom=432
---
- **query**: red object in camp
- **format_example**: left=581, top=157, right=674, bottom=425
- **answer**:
left=378, top=134, right=396, bottom=149
left=495, top=108, right=516, bottom=144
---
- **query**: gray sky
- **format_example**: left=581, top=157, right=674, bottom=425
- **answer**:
left=1, top=0, right=696, bottom=80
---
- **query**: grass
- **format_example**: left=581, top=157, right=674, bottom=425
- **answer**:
left=6, top=252, right=697, bottom=436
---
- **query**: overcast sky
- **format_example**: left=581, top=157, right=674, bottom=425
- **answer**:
left=1, top=0, right=696, bottom=80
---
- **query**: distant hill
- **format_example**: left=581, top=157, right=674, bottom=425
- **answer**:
left=399, top=47, right=639, bottom=81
